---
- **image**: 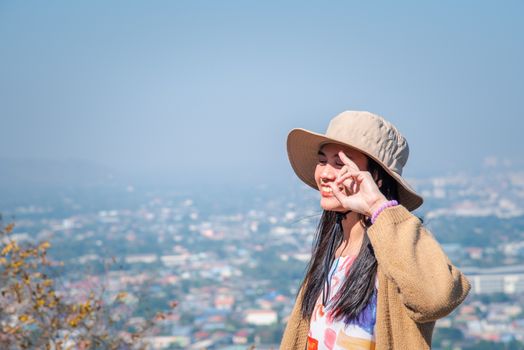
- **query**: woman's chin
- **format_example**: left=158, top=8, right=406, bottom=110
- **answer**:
left=320, top=197, right=344, bottom=212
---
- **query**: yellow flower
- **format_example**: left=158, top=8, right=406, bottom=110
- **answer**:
left=36, top=298, right=45, bottom=308
left=43, top=279, right=53, bottom=287
left=80, top=301, right=91, bottom=315
left=1, top=242, right=14, bottom=256
left=38, top=241, right=51, bottom=251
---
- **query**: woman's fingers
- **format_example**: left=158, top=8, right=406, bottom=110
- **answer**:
left=335, top=172, right=355, bottom=185
left=339, top=152, right=360, bottom=171
left=336, top=170, right=364, bottom=185
left=338, top=165, right=349, bottom=178
left=328, top=182, right=363, bottom=213
left=327, top=182, right=348, bottom=204
left=335, top=173, right=355, bottom=192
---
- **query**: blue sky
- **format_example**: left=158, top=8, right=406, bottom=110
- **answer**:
left=1, top=1, right=522, bottom=187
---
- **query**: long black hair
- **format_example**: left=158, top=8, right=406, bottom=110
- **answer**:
left=299, top=156, right=400, bottom=324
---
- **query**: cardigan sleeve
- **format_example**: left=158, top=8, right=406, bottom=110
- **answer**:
left=367, top=205, right=471, bottom=323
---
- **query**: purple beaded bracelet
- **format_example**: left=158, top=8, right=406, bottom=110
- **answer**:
left=371, top=200, right=399, bottom=224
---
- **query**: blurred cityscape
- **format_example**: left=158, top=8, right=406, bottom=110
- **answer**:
left=1, top=164, right=524, bottom=350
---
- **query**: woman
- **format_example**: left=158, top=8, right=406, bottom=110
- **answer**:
left=280, top=111, right=470, bottom=350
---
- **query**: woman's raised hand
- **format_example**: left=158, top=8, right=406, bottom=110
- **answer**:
left=327, top=151, right=388, bottom=217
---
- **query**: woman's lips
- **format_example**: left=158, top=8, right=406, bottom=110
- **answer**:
left=320, top=185, right=342, bottom=197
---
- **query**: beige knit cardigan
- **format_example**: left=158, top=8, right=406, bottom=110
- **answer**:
left=280, top=205, right=471, bottom=350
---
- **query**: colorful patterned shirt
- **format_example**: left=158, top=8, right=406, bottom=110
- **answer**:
left=307, top=254, right=377, bottom=350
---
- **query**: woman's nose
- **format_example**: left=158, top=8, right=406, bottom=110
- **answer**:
left=320, top=164, right=337, bottom=181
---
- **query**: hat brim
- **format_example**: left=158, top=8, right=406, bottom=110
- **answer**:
left=287, top=128, right=424, bottom=212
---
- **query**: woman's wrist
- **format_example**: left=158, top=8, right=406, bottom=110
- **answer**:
left=368, top=196, right=388, bottom=217
left=370, top=199, right=399, bottom=224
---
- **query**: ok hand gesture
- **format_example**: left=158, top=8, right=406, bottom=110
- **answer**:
left=327, top=151, right=388, bottom=217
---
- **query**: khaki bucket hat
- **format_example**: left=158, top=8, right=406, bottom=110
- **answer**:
left=287, top=110, right=423, bottom=211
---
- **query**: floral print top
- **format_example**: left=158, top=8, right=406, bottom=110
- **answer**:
left=307, top=254, right=377, bottom=350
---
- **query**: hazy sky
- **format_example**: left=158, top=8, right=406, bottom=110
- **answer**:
left=1, top=1, right=522, bottom=187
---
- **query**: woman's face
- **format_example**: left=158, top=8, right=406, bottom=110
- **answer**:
left=314, top=143, right=369, bottom=212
